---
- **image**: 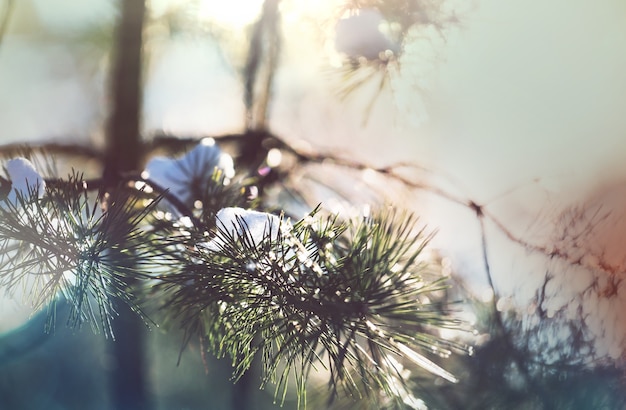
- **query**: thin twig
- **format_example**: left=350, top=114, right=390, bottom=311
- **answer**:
left=274, top=132, right=622, bottom=276
left=477, top=213, right=553, bottom=407
left=2, top=129, right=616, bottom=278
left=482, top=207, right=621, bottom=276
left=0, top=142, right=104, bottom=162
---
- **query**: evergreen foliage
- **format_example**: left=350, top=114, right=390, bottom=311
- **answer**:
left=0, top=148, right=467, bottom=408
left=1, top=1, right=624, bottom=409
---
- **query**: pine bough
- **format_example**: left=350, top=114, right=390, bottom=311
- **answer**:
left=0, top=141, right=469, bottom=408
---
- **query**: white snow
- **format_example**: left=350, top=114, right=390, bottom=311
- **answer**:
left=144, top=140, right=235, bottom=208
left=3, top=158, right=46, bottom=206
left=209, top=207, right=285, bottom=250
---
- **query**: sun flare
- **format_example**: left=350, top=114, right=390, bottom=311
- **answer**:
left=197, top=0, right=267, bottom=26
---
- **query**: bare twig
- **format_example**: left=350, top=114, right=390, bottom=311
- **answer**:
left=2, top=129, right=618, bottom=280
left=274, top=133, right=624, bottom=277
left=0, top=142, right=104, bottom=162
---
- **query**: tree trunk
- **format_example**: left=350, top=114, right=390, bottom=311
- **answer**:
left=104, top=1, right=149, bottom=409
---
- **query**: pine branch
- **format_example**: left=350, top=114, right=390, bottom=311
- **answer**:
left=0, top=173, right=167, bottom=336
left=2, top=131, right=604, bottom=408
left=0, top=142, right=104, bottom=163
left=154, top=206, right=467, bottom=408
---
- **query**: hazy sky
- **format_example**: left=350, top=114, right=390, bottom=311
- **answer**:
left=3, top=0, right=625, bottom=192
left=429, top=0, right=626, bottom=198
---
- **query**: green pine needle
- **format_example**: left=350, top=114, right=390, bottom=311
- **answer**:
left=156, top=206, right=467, bottom=408
left=0, top=172, right=165, bottom=337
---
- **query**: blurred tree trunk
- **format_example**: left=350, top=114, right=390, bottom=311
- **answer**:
left=244, top=0, right=281, bottom=131
left=0, top=0, right=14, bottom=52
left=105, top=0, right=144, bottom=179
left=104, top=1, right=149, bottom=409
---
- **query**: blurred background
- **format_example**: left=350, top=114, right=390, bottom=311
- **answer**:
left=1, top=0, right=626, bottom=408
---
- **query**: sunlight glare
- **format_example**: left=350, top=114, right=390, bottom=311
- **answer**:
left=198, top=0, right=266, bottom=26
